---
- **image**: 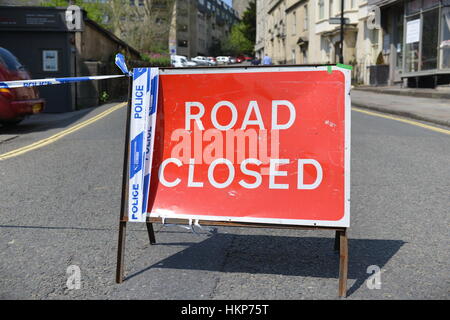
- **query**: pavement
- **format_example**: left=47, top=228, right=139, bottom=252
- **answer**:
left=351, top=89, right=450, bottom=127
left=355, top=85, right=450, bottom=99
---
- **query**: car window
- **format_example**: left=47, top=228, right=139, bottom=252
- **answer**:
left=0, top=47, right=23, bottom=71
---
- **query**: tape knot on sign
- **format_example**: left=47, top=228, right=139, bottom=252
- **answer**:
left=160, top=218, right=217, bottom=236
left=115, top=53, right=133, bottom=76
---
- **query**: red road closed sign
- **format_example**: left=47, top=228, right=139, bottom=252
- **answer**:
left=147, top=66, right=351, bottom=228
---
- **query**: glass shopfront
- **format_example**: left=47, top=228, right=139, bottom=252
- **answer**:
left=441, top=7, right=450, bottom=69
left=403, top=0, right=449, bottom=76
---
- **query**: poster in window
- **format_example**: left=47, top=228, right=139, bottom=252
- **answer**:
left=406, top=19, right=420, bottom=44
left=43, top=50, right=58, bottom=72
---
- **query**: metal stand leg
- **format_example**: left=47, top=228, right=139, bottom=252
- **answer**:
left=338, top=229, right=348, bottom=298
left=334, top=230, right=340, bottom=251
left=116, top=77, right=133, bottom=284
left=146, top=222, right=156, bottom=244
left=116, top=221, right=127, bottom=283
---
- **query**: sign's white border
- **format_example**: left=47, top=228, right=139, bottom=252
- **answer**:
left=149, top=66, right=351, bottom=228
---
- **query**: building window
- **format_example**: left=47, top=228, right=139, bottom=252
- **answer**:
left=441, top=8, right=450, bottom=69
left=405, top=16, right=420, bottom=72
left=406, top=0, right=421, bottom=15
left=329, top=0, right=334, bottom=17
left=178, top=24, right=188, bottom=32
left=304, top=5, right=308, bottom=31
left=179, top=8, right=188, bottom=16
left=318, top=0, right=325, bottom=20
left=178, top=40, right=188, bottom=47
left=292, top=11, right=296, bottom=34
left=423, top=0, right=439, bottom=9
left=404, top=0, right=442, bottom=72
left=303, top=49, right=308, bottom=64
left=421, top=8, right=438, bottom=70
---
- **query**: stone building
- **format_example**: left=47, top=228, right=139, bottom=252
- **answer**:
left=169, top=0, right=239, bottom=58
left=233, top=0, right=253, bottom=18
left=255, top=0, right=382, bottom=84
left=371, top=0, right=450, bottom=87
left=256, top=0, right=450, bottom=87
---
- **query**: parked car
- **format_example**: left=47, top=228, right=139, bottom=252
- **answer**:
left=191, top=56, right=210, bottom=66
left=206, top=57, right=217, bottom=66
left=216, top=56, right=230, bottom=65
left=0, top=47, right=44, bottom=125
left=229, top=57, right=237, bottom=64
left=236, top=55, right=245, bottom=63
left=171, top=55, right=197, bottom=68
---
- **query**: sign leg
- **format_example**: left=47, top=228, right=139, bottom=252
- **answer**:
left=116, top=221, right=127, bottom=283
left=146, top=222, right=156, bottom=244
left=338, top=229, right=348, bottom=297
left=334, top=230, right=340, bottom=251
left=116, top=76, right=133, bottom=284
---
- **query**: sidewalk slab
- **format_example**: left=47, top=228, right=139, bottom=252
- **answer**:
left=354, top=86, right=450, bottom=100
left=351, top=90, right=450, bottom=127
left=0, top=135, right=18, bottom=144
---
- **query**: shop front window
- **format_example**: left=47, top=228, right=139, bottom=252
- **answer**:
left=421, top=8, right=438, bottom=70
left=395, top=14, right=403, bottom=69
left=405, top=15, right=420, bottom=72
left=406, top=0, right=421, bottom=15
left=441, top=8, right=450, bottom=69
left=422, top=0, right=439, bottom=9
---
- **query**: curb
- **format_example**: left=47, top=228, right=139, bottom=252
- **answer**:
left=351, top=101, right=450, bottom=128
left=353, top=88, right=450, bottom=100
left=0, top=135, right=18, bottom=144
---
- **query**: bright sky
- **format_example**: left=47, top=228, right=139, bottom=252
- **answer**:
left=222, top=0, right=232, bottom=6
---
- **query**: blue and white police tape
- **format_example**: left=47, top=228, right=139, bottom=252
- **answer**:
left=115, top=53, right=133, bottom=77
left=0, top=74, right=125, bottom=89
left=142, top=68, right=159, bottom=215
left=0, top=53, right=131, bottom=89
left=128, top=67, right=159, bottom=222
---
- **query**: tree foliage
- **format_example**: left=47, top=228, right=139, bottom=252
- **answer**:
left=40, top=0, right=106, bottom=28
left=40, top=0, right=175, bottom=55
left=222, top=23, right=254, bottom=56
left=241, top=0, right=256, bottom=43
left=221, top=0, right=256, bottom=56
left=105, top=0, right=175, bottom=55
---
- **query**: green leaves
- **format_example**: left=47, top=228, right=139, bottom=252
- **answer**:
left=221, top=1, right=256, bottom=56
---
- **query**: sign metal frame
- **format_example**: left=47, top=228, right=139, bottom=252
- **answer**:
left=116, top=64, right=351, bottom=297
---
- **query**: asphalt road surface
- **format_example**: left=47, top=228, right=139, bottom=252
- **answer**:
left=0, top=101, right=448, bottom=300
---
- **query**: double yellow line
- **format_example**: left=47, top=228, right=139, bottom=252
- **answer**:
left=0, top=102, right=126, bottom=161
left=352, top=107, right=450, bottom=136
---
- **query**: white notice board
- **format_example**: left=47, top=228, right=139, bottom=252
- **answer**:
left=406, top=19, right=420, bottom=44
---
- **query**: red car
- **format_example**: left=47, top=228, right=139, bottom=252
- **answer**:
left=236, top=55, right=246, bottom=63
left=0, top=47, right=44, bottom=125
left=236, top=55, right=254, bottom=63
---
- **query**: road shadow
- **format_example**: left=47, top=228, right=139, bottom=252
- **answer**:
left=0, top=100, right=125, bottom=135
left=125, top=232, right=404, bottom=297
